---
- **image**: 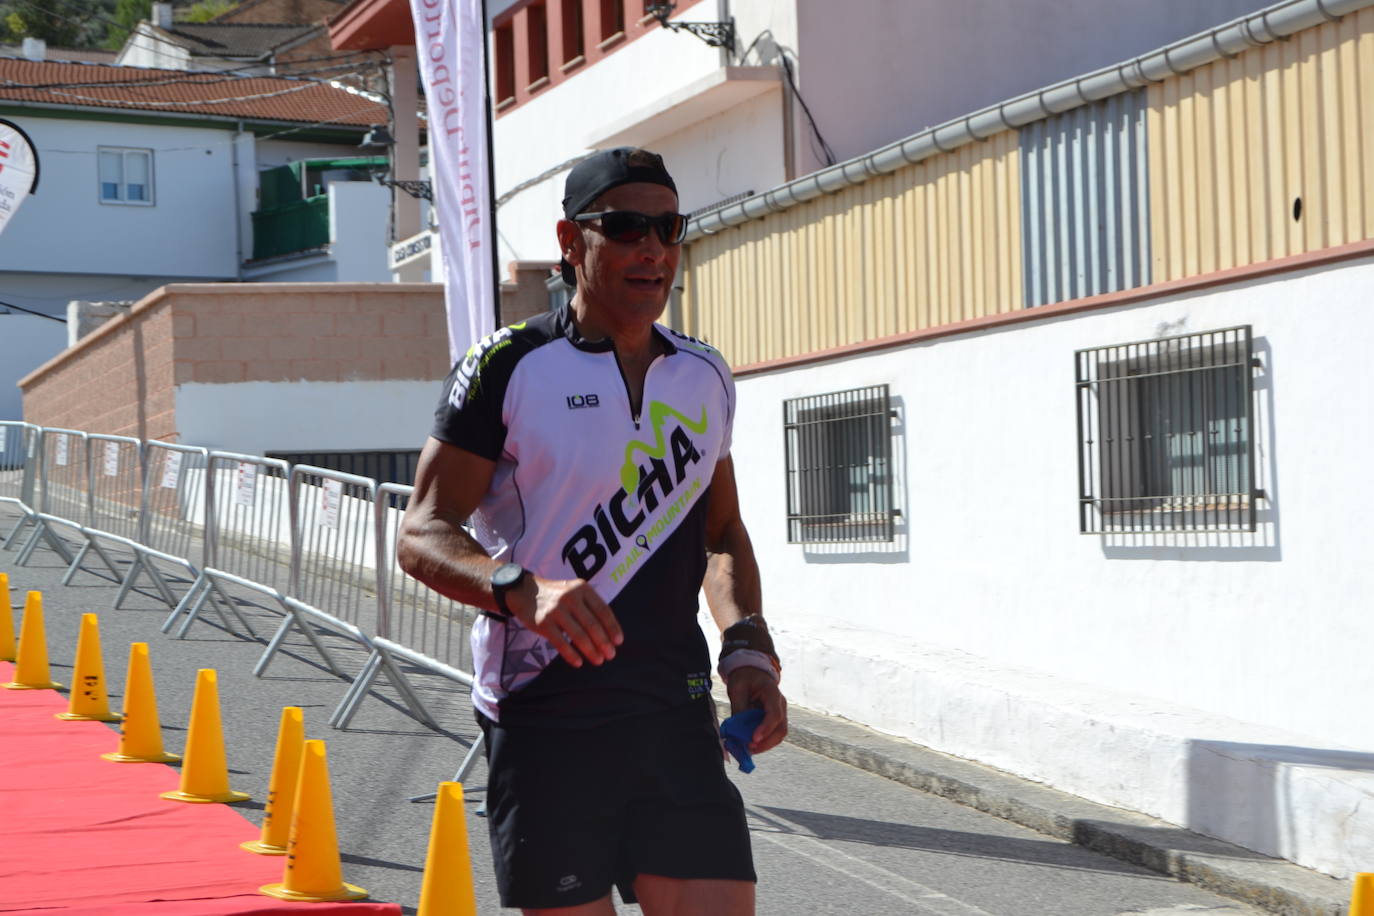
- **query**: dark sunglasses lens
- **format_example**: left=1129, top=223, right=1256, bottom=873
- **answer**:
left=662, top=213, right=687, bottom=244
left=601, top=212, right=652, bottom=242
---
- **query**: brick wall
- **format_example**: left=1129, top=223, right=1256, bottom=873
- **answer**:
left=19, top=283, right=449, bottom=440
left=19, top=297, right=177, bottom=441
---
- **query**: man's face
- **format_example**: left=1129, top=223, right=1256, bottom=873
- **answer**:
left=559, top=182, right=681, bottom=322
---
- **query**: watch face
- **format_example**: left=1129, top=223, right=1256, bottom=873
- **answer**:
left=493, top=563, right=524, bottom=589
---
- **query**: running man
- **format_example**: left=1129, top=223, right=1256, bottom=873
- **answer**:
left=399, top=146, right=787, bottom=915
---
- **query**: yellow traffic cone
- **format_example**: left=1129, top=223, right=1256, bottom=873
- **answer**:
left=242, top=707, right=305, bottom=855
left=417, top=782, right=478, bottom=916
left=103, top=643, right=180, bottom=763
left=3, top=591, right=61, bottom=690
left=56, top=614, right=121, bottom=722
left=160, top=669, right=249, bottom=804
left=1351, top=873, right=1374, bottom=915
left=0, top=572, right=15, bottom=662
left=260, top=740, right=367, bottom=902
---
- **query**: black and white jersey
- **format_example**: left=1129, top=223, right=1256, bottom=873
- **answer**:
left=431, top=304, right=736, bottom=727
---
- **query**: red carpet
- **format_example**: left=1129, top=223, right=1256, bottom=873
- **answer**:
left=0, top=662, right=400, bottom=915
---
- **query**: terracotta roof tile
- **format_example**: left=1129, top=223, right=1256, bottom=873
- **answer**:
left=0, top=57, right=386, bottom=127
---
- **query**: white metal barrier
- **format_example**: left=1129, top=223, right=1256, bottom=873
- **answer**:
left=162, top=451, right=294, bottom=641
left=17, top=428, right=88, bottom=566
left=115, top=442, right=212, bottom=613
left=0, top=421, right=39, bottom=548
left=61, top=433, right=143, bottom=586
left=4, top=423, right=482, bottom=753
left=331, top=483, right=482, bottom=788
left=253, top=466, right=390, bottom=686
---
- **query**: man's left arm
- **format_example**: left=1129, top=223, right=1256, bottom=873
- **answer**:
left=704, top=455, right=788, bottom=755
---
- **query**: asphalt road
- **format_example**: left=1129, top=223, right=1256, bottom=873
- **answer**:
left=0, top=507, right=1261, bottom=916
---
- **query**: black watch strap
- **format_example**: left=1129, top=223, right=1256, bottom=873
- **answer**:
left=490, top=562, right=527, bottom=618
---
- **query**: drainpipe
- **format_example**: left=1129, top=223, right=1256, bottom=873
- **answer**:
left=231, top=120, right=244, bottom=276
left=687, top=0, right=1367, bottom=240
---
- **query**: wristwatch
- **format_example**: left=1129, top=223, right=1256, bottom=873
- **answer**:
left=490, top=562, right=528, bottom=618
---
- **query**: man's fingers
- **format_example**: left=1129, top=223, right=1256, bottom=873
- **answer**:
left=582, top=589, right=624, bottom=646
left=751, top=691, right=788, bottom=754
left=541, top=625, right=583, bottom=668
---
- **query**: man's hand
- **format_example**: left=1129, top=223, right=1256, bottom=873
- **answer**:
left=725, top=666, right=788, bottom=754
left=507, top=576, right=624, bottom=668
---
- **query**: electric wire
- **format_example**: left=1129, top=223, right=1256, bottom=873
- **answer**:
left=0, top=298, right=68, bottom=322
left=737, top=28, right=836, bottom=167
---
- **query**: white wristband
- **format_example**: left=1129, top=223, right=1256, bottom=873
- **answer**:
left=718, top=649, right=781, bottom=685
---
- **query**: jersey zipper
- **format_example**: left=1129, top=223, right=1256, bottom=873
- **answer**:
left=611, top=348, right=664, bottom=430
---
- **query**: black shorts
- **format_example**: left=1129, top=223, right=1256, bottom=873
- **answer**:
left=478, top=700, right=756, bottom=909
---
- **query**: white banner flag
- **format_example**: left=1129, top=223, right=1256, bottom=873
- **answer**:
left=410, top=0, right=496, bottom=364
left=0, top=119, right=39, bottom=237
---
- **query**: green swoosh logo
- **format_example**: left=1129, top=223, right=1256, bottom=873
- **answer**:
left=620, top=401, right=709, bottom=493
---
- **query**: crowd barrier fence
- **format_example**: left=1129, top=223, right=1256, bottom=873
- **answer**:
left=116, top=442, right=212, bottom=612
left=0, top=421, right=39, bottom=548
left=17, top=428, right=88, bottom=567
left=0, top=424, right=480, bottom=765
left=62, top=433, right=144, bottom=587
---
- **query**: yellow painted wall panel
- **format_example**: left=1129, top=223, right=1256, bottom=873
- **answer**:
left=680, top=113, right=1021, bottom=363
left=1149, top=11, right=1374, bottom=282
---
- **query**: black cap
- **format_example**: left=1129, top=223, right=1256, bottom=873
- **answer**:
left=559, top=147, right=677, bottom=287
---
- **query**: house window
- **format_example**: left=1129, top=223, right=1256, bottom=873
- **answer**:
left=494, top=21, right=516, bottom=106
left=527, top=2, right=549, bottom=87
left=783, top=384, right=894, bottom=544
left=599, top=0, right=624, bottom=42
left=1075, top=326, right=1257, bottom=534
left=98, top=147, right=154, bottom=205
left=560, top=0, right=584, bottom=65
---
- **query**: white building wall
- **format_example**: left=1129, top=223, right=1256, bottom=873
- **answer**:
left=790, top=0, right=1279, bottom=176
left=645, top=87, right=786, bottom=213
left=0, top=118, right=239, bottom=278
left=725, top=254, right=1374, bottom=878
left=328, top=180, right=394, bottom=281
left=0, top=313, right=67, bottom=421
left=116, top=26, right=192, bottom=70
left=174, top=379, right=438, bottom=454
left=492, top=15, right=739, bottom=266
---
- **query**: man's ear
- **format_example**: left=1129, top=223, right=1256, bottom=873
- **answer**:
left=556, top=219, right=584, bottom=267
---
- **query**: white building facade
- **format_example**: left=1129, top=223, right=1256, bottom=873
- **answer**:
left=485, top=0, right=1278, bottom=269
left=0, top=60, right=397, bottom=419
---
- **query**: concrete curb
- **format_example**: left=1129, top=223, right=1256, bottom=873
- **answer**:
left=782, top=703, right=1351, bottom=916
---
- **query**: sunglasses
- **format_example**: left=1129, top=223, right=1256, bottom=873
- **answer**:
left=572, top=210, right=689, bottom=245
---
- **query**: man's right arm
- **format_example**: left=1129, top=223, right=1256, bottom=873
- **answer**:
left=397, top=436, right=624, bottom=667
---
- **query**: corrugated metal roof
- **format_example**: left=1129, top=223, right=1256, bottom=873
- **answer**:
left=0, top=58, right=385, bottom=127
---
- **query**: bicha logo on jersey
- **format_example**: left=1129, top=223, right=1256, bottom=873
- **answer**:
left=448, top=322, right=526, bottom=409
left=561, top=401, right=709, bottom=582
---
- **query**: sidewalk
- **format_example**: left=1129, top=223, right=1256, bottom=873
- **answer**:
left=783, top=705, right=1349, bottom=915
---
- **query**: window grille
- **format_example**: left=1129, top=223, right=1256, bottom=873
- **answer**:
left=783, top=384, right=894, bottom=544
left=1075, top=326, right=1257, bottom=534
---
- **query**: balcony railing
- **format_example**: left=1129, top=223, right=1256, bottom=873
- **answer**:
left=251, top=196, right=330, bottom=261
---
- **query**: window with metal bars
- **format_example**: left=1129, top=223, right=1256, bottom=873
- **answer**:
left=783, top=384, right=894, bottom=544
left=1075, top=326, right=1258, bottom=534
